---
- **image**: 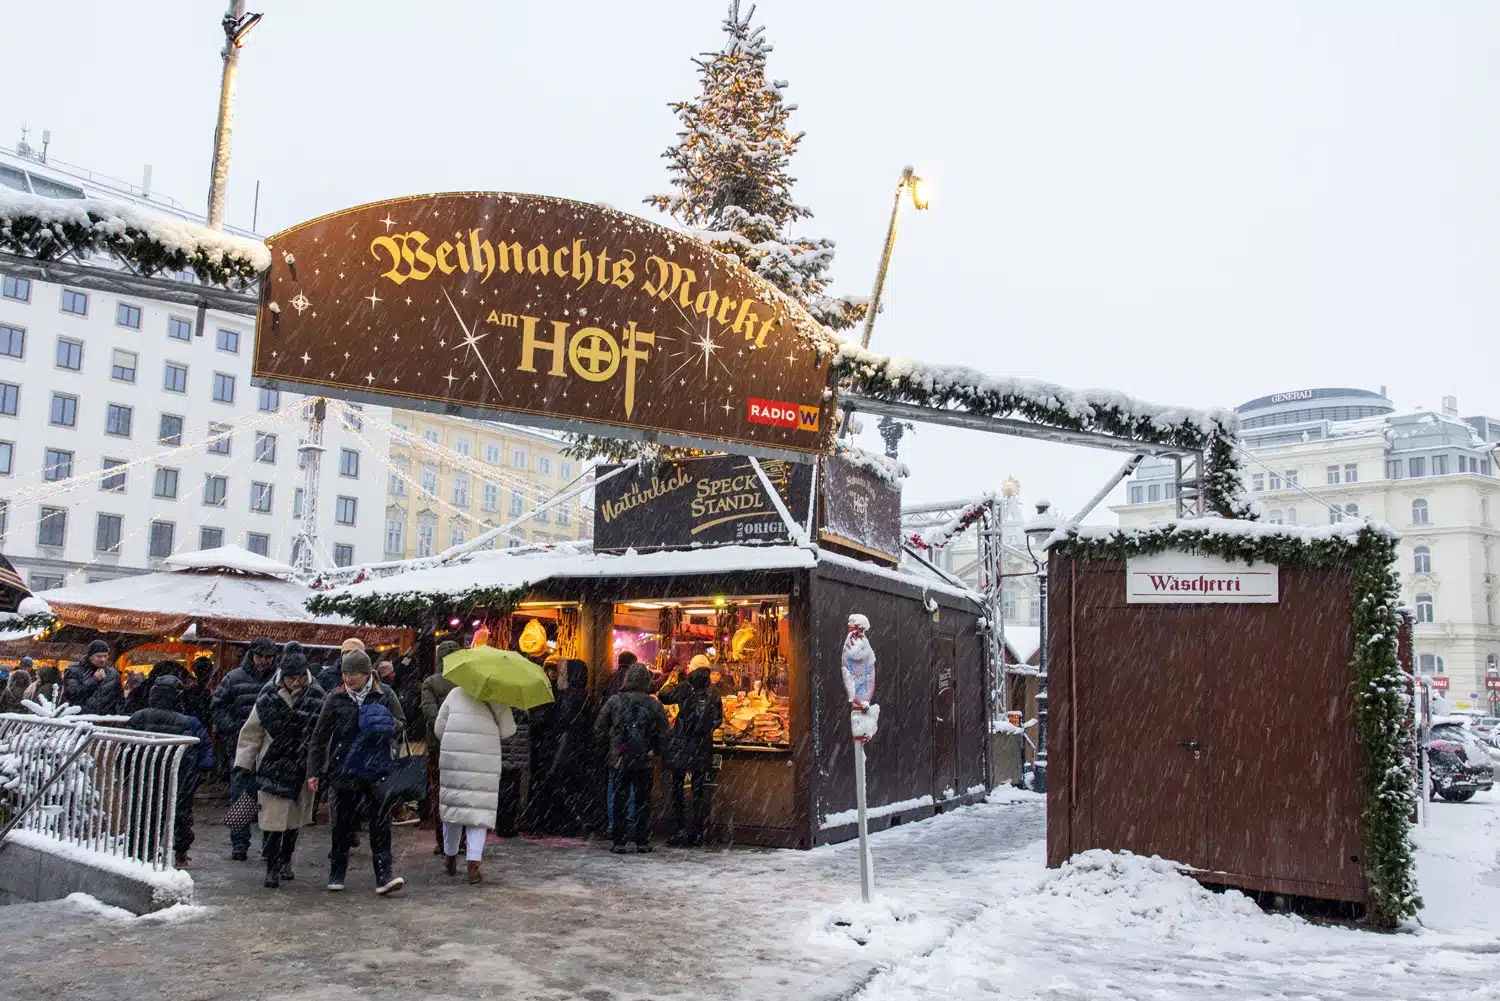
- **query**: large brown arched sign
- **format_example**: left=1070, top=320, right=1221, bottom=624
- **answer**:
left=251, top=192, right=839, bottom=458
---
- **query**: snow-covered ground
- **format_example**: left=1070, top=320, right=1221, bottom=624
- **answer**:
left=3, top=786, right=1497, bottom=1000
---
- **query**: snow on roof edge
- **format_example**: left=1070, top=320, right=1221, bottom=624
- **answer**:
left=1069, top=517, right=1398, bottom=546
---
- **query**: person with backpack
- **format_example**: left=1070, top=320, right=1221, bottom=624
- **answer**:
left=658, top=657, right=724, bottom=847
left=434, top=679, right=516, bottom=884
left=125, top=675, right=214, bottom=867
left=235, top=652, right=326, bottom=888
left=305, top=649, right=407, bottom=895
left=593, top=663, right=671, bottom=854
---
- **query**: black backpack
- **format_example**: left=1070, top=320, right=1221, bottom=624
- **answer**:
left=615, top=697, right=653, bottom=768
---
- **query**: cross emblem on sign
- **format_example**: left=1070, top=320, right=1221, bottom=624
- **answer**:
left=568, top=329, right=620, bottom=382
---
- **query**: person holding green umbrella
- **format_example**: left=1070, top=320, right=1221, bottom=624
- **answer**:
left=434, top=647, right=553, bottom=884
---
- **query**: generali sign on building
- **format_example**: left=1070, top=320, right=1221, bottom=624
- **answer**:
left=1125, top=552, right=1279, bottom=604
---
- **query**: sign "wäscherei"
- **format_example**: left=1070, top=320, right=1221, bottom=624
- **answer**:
left=1125, top=552, right=1279, bottom=604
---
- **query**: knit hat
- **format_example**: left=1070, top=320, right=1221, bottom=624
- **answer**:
left=341, top=649, right=373, bottom=676
left=340, top=637, right=366, bottom=655
left=435, top=640, right=460, bottom=664
left=86, top=639, right=110, bottom=657
left=278, top=652, right=310, bottom=679
left=688, top=654, right=712, bottom=671
left=249, top=637, right=276, bottom=656
left=19, top=656, right=32, bottom=670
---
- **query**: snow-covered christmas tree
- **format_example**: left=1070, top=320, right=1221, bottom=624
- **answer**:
left=648, top=1, right=865, bottom=332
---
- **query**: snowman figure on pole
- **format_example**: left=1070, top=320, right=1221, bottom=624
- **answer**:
left=842, top=613, right=879, bottom=903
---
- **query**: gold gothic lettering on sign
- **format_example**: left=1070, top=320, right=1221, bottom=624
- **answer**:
left=371, top=230, right=784, bottom=348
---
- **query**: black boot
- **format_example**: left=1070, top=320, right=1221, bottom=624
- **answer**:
left=327, top=852, right=348, bottom=892
left=277, top=829, right=298, bottom=881
left=263, top=831, right=283, bottom=888
left=374, top=852, right=404, bottom=896
left=264, top=856, right=281, bottom=889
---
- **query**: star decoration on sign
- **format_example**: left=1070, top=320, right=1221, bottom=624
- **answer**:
left=379, top=214, right=397, bottom=232
left=365, top=290, right=383, bottom=308
left=300, top=352, right=312, bottom=364
left=443, top=371, right=458, bottom=389
left=290, top=293, right=312, bottom=315
left=365, top=373, right=375, bottom=385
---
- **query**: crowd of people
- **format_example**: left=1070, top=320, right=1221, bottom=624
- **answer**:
left=1, top=633, right=730, bottom=896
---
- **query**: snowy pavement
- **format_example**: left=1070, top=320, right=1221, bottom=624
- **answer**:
left=1, top=787, right=1497, bottom=1000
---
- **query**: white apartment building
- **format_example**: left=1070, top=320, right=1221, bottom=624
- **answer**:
left=1117, top=387, right=1500, bottom=713
left=0, top=142, right=389, bottom=587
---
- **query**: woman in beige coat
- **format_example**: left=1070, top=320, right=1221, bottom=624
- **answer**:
left=235, top=653, right=325, bottom=888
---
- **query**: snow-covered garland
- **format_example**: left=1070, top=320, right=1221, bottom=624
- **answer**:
left=305, top=584, right=527, bottom=628
left=1049, top=520, right=1421, bottom=927
left=0, top=189, right=268, bottom=288
left=908, top=495, right=992, bottom=551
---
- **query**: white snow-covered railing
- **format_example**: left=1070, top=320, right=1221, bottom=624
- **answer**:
left=0, top=715, right=197, bottom=872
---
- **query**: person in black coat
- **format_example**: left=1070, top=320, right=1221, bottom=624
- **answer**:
left=305, top=649, right=407, bottom=895
left=210, top=637, right=278, bottom=860
left=659, top=661, right=723, bottom=846
left=594, top=664, right=671, bottom=853
left=183, top=656, right=214, bottom=730
left=64, top=639, right=124, bottom=716
left=540, top=659, right=594, bottom=836
left=125, top=660, right=187, bottom=715
left=126, top=675, right=214, bottom=866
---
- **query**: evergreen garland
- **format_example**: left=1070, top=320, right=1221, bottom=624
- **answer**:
left=0, top=199, right=265, bottom=289
left=1051, top=522, right=1420, bottom=926
left=305, top=585, right=526, bottom=628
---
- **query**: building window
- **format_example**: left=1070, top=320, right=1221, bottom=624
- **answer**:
left=1, top=275, right=30, bottom=302
left=246, top=533, right=270, bottom=557
left=420, top=464, right=437, bottom=498
left=163, top=362, right=188, bottom=393
left=258, top=387, right=280, bottom=412
left=539, top=456, right=552, bottom=476
left=556, top=504, right=570, bottom=526
left=1326, top=465, right=1340, bottom=485
left=1147, top=483, right=1161, bottom=503
left=204, top=475, right=227, bottom=506
left=1409, top=456, right=1426, bottom=478
left=1267, top=509, right=1283, bottom=524
left=507, top=538, right=521, bottom=550
left=95, top=514, right=123, bottom=554
left=60, top=288, right=88, bottom=315
left=49, top=393, right=76, bottom=429
left=485, top=443, right=501, bottom=464
left=29, top=574, right=62, bottom=591
left=482, top=482, right=499, bottom=512
left=416, top=513, right=436, bottom=557
left=250, top=482, right=274, bottom=513
left=37, top=507, right=67, bottom=548
left=1129, top=485, right=1143, bottom=504
left=43, top=448, right=73, bottom=481
left=456, top=436, right=472, bottom=457
left=1412, top=499, right=1429, bottom=524
left=101, top=458, right=126, bottom=493
left=535, top=493, right=549, bottom=522
left=1386, top=460, right=1402, bottom=480
left=509, top=491, right=524, bottom=516
left=212, top=372, right=235, bottom=404
left=55, top=338, right=82, bottom=371
left=108, top=348, right=137, bottom=383
left=200, top=526, right=224, bottom=550
left=255, top=432, right=277, bottom=463
left=154, top=467, right=179, bottom=499
left=0, top=383, right=17, bottom=417
left=1268, top=472, right=1282, bottom=490
left=159, top=413, right=184, bottom=445
left=148, top=521, right=175, bottom=559
left=1286, top=507, right=1298, bottom=525
left=1415, top=593, right=1434, bottom=623
left=450, top=523, right=468, bottom=547
left=0, top=324, right=24, bottom=359
left=512, top=449, right=527, bottom=469
left=560, top=461, right=572, bottom=481
left=168, top=316, right=193, bottom=342
left=342, top=404, right=362, bottom=431
left=339, top=448, right=359, bottom=478
left=1344, top=464, right=1358, bottom=483
left=1413, top=546, right=1431, bottom=574
left=386, top=517, right=404, bottom=554
left=1284, top=470, right=1298, bottom=487
left=333, top=543, right=354, bottom=568
left=389, top=456, right=408, bottom=496
left=1329, top=505, right=1343, bottom=524
left=1344, top=502, right=1358, bottom=519
left=452, top=473, right=469, bottom=507
left=216, top=328, right=240, bottom=353
left=423, top=428, right=440, bottom=445
left=293, top=488, right=305, bottom=518
left=1433, top=454, right=1449, bottom=476
left=0, top=441, right=11, bottom=475
left=1417, top=653, right=1443, bottom=676
left=116, top=303, right=142, bottom=329
left=105, top=403, right=133, bottom=437
left=335, top=496, right=358, bottom=525
left=208, top=422, right=232, bottom=455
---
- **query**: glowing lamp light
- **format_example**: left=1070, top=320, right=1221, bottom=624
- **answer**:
left=908, top=175, right=930, bottom=211
left=449, top=617, right=462, bottom=627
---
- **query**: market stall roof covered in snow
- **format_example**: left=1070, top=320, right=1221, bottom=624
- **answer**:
left=31, top=546, right=408, bottom=647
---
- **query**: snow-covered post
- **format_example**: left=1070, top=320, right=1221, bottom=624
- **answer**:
left=842, top=613, right=879, bottom=903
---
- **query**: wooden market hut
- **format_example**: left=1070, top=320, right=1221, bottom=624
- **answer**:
left=1, top=547, right=410, bottom=682
left=319, top=543, right=991, bottom=849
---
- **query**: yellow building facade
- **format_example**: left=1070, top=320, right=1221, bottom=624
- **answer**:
left=383, top=412, right=590, bottom=559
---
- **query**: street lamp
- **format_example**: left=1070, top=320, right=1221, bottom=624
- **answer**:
left=206, top=2, right=263, bottom=230
left=841, top=166, right=930, bottom=443
left=1023, top=499, right=1061, bottom=792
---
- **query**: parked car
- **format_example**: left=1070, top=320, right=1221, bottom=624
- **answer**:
left=1472, top=716, right=1500, bottom=748
left=1424, top=720, right=1496, bottom=802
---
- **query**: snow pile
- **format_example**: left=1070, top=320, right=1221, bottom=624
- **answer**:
left=984, top=784, right=1043, bottom=805
left=1064, top=515, right=1398, bottom=549
left=60, top=893, right=208, bottom=924
left=807, top=897, right=946, bottom=953
left=833, top=443, right=909, bottom=485
left=1027, top=850, right=1267, bottom=932
left=821, top=794, right=933, bottom=831
left=4, top=829, right=193, bottom=905
left=164, top=544, right=295, bottom=578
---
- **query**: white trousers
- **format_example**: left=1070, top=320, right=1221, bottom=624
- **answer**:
left=443, top=822, right=487, bottom=862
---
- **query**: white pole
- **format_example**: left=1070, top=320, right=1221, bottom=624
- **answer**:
left=206, top=1, right=246, bottom=230
left=853, top=737, right=872, bottom=904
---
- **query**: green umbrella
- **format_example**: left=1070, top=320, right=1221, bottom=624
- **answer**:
left=442, top=647, right=556, bottom=710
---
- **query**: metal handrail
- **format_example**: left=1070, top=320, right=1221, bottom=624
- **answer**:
left=0, top=714, right=198, bottom=872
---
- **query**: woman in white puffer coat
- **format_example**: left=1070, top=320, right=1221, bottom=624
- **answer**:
left=434, top=686, right=516, bottom=884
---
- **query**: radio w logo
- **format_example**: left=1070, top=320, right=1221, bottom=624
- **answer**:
left=798, top=405, right=820, bottom=432
left=748, top=398, right=821, bottom=433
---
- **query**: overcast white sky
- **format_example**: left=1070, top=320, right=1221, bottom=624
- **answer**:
left=8, top=2, right=1497, bottom=519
